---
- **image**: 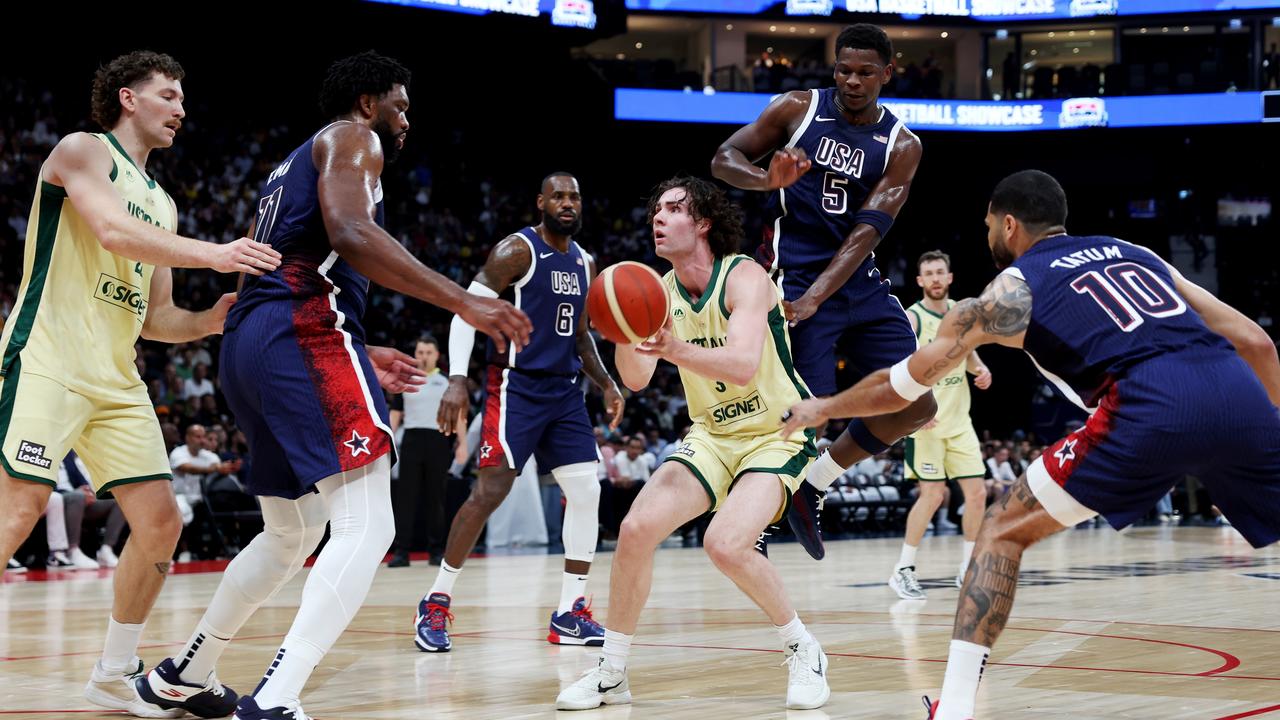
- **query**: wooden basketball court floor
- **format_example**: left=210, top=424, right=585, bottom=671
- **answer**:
left=3, top=525, right=1278, bottom=719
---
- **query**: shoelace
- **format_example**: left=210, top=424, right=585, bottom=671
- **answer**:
left=780, top=644, right=823, bottom=685
left=205, top=674, right=226, bottom=697
left=426, top=602, right=454, bottom=632
left=572, top=598, right=602, bottom=631
left=921, top=695, right=935, bottom=717
left=900, top=568, right=925, bottom=595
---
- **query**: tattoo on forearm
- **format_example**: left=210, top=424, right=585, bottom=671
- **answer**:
left=154, top=561, right=171, bottom=576
left=577, top=332, right=613, bottom=390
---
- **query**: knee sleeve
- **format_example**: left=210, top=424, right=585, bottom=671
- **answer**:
left=553, top=462, right=600, bottom=563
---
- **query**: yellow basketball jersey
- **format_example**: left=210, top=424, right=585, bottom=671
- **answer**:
left=664, top=254, right=811, bottom=439
left=0, top=133, right=174, bottom=400
left=907, top=299, right=973, bottom=438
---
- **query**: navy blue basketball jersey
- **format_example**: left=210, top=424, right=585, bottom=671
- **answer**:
left=1008, top=234, right=1235, bottom=411
left=763, top=89, right=905, bottom=273
left=227, top=121, right=386, bottom=342
left=487, top=227, right=589, bottom=375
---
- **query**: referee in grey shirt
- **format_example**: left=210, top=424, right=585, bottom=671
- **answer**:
left=389, top=336, right=458, bottom=567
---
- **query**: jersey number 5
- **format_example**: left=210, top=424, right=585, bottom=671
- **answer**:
left=1070, top=262, right=1186, bottom=332
left=822, top=172, right=848, bottom=215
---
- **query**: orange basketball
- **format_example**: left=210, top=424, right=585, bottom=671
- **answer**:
left=587, top=261, right=670, bottom=345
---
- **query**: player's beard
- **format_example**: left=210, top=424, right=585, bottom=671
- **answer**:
left=990, top=235, right=1016, bottom=269
left=372, top=118, right=403, bottom=164
left=544, top=210, right=582, bottom=236
left=925, top=285, right=948, bottom=300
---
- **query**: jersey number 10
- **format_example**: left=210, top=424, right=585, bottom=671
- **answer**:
left=1070, top=262, right=1186, bottom=332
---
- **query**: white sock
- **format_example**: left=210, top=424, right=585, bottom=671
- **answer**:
left=101, top=618, right=145, bottom=674
left=558, top=572, right=588, bottom=615
left=602, top=629, right=633, bottom=672
left=430, top=561, right=461, bottom=598
left=774, top=614, right=813, bottom=649
left=177, top=494, right=327, bottom=685
left=252, top=639, right=324, bottom=709
left=253, top=457, right=394, bottom=709
left=962, top=541, right=976, bottom=567
left=937, top=640, right=990, bottom=720
left=896, top=543, right=918, bottom=570
left=805, top=451, right=845, bottom=490
left=175, top=620, right=230, bottom=684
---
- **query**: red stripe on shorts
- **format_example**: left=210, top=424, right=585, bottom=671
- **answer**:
left=478, top=366, right=508, bottom=469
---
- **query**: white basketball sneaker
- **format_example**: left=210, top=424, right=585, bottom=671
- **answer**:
left=890, top=565, right=928, bottom=600
left=555, top=658, right=631, bottom=710
left=783, top=635, right=830, bottom=710
left=97, top=545, right=120, bottom=568
left=84, top=658, right=183, bottom=718
left=67, top=548, right=100, bottom=569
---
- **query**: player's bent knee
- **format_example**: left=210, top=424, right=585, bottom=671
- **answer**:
left=702, top=530, right=750, bottom=571
left=618, top=512, right=665, bottom=549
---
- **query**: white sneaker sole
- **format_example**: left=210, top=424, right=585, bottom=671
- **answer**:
left=548, top=633, right=605, bottom=646
left=786, top=683, right=831, bottom=710
left=556, top=690, right=632, bottom=710
left=84, top=681, right=184, bottom=718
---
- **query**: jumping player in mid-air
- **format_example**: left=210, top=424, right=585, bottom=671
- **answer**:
left=713, top=23, right=934, bottom=560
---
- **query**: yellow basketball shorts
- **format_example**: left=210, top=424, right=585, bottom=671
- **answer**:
left=0, top=361, right=171, bottom=496
left=904, top=426, right=986, bottom=482
left=663, top=424, right=817, bottom=523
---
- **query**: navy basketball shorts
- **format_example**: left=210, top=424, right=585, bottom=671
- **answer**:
left=780, top=265, right=917, bottom=397
left=477, top=366, right=599, bottom=473
left=220, top=301, right=395, bottom=500
left=1027, top=353, right=1280, bottom=548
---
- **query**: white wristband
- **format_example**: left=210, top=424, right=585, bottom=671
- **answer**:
left=447, top=281, right=500, bottom=377
left=889, top=358, right=931, bottom=401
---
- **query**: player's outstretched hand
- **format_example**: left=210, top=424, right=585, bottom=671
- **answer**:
left=766, top=147, right=811, bottom=190
left=437, top=376, right=471, bottom=437
left=973, top=367, right=993, bottom=390
left=368, top=345, right=427, bottom=394
left=212, top=237, right=282, bottom=275
left=780, top=397, right=831, bottom=437
left=462, top=297, right=532, bottom=355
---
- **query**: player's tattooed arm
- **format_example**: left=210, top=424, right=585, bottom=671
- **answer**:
left=439, top=235, right=534, bottom=433
left=917, top=271, right=1031, bottom=385
left=473, top=235, right=533, bottom=295
left=781, top=271, right=1030, bottom=434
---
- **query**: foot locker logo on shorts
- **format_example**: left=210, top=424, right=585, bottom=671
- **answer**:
left=16, top=440, right=52, bottom=469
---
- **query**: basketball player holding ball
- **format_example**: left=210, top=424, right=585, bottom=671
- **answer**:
left=557, top=176, right=830, bottom=712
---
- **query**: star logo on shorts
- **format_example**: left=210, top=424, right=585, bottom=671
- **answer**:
left=1054, top=439, right=1078, bottom=465
left=480, top=443, right=493, bottom=460
left=344, top=430, right=371, bottom=457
